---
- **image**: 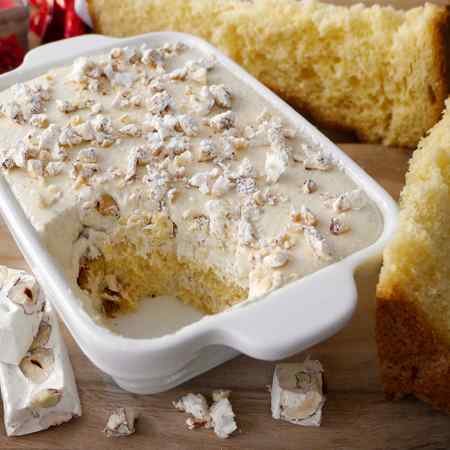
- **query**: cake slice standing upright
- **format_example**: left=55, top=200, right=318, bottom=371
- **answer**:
left=376, top=99, right=450, bottom=413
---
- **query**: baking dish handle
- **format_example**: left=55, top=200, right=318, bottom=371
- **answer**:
left=212, top=261, right=358, bottom=361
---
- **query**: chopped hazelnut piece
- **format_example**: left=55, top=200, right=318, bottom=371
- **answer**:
left=303, top=179, right=317, bottom=194
left=290, top=208, right=302, bottom=223
left=265, top=149, right=288, bottom=184
left=45, top=161, right=65, bottom=177
left=237, top=157, right=256, bottom=178
left=197, top=139, right=216, bottom=162
left=96, top=194, right=120, bottom=217
left=209, top=84, right=232, bottom=108
left=119, top=124, right=141, bottom=137
left=264, top=250, right=289, bottom=268
left=322, top=189, right=367, bottom=212
left=189, top=171, right=211, bottom=194
left=167, top=188, right=178, bottom=203
left=304, top=153, right=332, bottom=171
left=20, top=348, right=55, bottom=384
left=330, top=217, right=350, bottom=235
left=211, top=175, right=232, bottom=197
left=29, top=114, right=48, bottom=128
left=177, top=114, right=199, bottom=137
left=56, top=99, right=79, bottom=114
left=30, top=389, right=62, bottom=409
left=168, top=67, right=188, bottom=81
left=208, top=111, right=236, bottom=131
left=146, top=91, right=173, bottom=114
left=77, top=148, right=97, bottom=163
left=300, top=205, right=317, bottom=226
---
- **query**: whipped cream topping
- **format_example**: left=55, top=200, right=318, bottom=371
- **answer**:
left=0, top=39, right=382, bottom=325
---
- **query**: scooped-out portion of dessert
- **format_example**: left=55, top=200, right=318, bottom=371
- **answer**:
left=0, top=39, right=383, bottom=327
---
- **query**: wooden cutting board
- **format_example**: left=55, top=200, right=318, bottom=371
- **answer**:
left=1, top=142, right=449, bottom=450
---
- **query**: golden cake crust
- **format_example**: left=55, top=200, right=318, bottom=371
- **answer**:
left=429, top=5, right=450, bottom=137
left=376, top=76, right=450, bottom=413
left=376, top=287, right=450, bottom=414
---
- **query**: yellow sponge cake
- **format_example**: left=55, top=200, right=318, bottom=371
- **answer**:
left=87, top=0, right=450, bottom=148
left=377, top=99, right=450, bottom=413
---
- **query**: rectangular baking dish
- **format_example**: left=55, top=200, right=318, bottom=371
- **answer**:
left=0, top=32, right=398, bottom=394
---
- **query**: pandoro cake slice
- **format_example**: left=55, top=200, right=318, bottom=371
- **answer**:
left=376, top=99, right=450, bottom=413
left=87, top=0, right=450, bottom=148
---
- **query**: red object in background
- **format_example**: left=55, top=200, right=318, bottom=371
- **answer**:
left=29, top=0, right=52, bottom=39
left=0, top=0, right=87, bottom=75
left=0, top=34, right=25, bottom=74
left=0, top=0, right=17, bottom=8
left=64, top=0, right=85, bottom=37
left=30, top=0, right=86, bottom=43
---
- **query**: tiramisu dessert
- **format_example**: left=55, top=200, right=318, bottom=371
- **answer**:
left=0, top=40, right=382, bottom=325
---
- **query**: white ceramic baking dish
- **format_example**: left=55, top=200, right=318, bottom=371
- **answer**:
left=0, top=32, right=398, bottom=394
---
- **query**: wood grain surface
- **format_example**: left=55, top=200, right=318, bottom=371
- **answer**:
left=1, top=143, right=449, bottom=450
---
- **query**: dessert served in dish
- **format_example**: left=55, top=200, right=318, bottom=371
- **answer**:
left=0, top=40, right=382, bottom=326
left=376, top=99, right=450, bottom=414
left=86, top=0, right=450, bottom=149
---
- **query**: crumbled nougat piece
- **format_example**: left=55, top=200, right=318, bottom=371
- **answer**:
left=209, top=84, right=232, bottom=108
left=237, top=218, right=255, bottom=246
left=303, top=227, right=333, bottom=260
left=173, top=393, right=210, bottom=426
left=209, top=398, right=237, bottom=439
left=104, top=407, right=138, bottom=438
left=29, top=114, right=48, bottom=128
left=173, top=390, right=237, bottom=439
left=271, top=359, right=325, bottom=427
left=146, top=91, right=174, bottom=114
left=264, top=249, right=290, bottom=268
left=265, top=149, right=288, bottom=184
left=197, top=139, right=215, bottom=162
left=211, top=175, right=233, bottom=197
left=187, top=86, right=215, bottom=116
left=321, top=189, right=367, bottom=212
left=208, top=111, right=236, bottom=131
